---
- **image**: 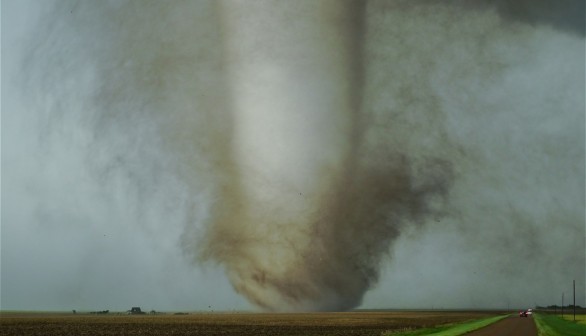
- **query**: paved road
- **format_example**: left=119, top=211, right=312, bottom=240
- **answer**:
left=466, top=315, right=537, bottom=336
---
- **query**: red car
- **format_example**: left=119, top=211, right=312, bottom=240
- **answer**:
left=519, top=311, right=528, bottom=317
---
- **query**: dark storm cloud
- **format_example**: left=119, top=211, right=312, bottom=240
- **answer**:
left=375, top=0, right=585, bottom=36
left=492, top=0, right=585, bottom=37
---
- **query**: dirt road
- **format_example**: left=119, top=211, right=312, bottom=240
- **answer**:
left=467, top=315, right=537, bottom=336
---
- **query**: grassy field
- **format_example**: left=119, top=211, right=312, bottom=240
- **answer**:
left=558, top=313, right=586, bottom=325
left=533, top=313, right=586, bottom=336
left=0, top=310, right=506, bottom=336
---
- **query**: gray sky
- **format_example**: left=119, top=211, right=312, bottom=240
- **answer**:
left=2, top=0, right=584, bottom=312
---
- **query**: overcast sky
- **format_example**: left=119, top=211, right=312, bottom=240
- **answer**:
left=2, top=0, right=584, bottom=312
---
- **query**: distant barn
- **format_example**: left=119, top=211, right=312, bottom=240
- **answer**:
left=128, top=307, right=146, bottom=315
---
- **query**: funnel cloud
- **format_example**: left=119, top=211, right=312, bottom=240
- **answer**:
left=194, top=0, right=453, bottom=311
left=2, top=0, right=584, bottom=312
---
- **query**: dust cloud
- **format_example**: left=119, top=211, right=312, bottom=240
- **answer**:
left=3, top=0, right=584, bottom=311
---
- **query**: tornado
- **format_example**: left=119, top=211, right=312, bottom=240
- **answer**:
left=198, top=0, right=451, bottom=311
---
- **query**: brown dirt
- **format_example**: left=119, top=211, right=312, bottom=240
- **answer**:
left=466, top=315, right=537, bottom=336
left=0, top=311, right=504, bottom=336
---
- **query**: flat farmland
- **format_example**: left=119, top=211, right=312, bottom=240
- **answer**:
left=0, top=310, right=506, bottom=336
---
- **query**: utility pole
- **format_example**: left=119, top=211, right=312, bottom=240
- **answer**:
left=562, top=292, right=564, bottom=318
left=573, top=280, right=576, bottom=322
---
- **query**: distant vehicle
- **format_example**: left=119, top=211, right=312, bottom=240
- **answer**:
left=519, top=309, right=532, bottom=317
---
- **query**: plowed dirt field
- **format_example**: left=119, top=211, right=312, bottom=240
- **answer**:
left=0, top=311, right=505, bottom=336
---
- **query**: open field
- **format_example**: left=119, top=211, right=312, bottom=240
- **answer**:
left=0, top=310, right=506, bottom=336
left=558, top=313, right=586, bottom=325
left=534, top=313, right=586, bottom=336
left=534, top=309, right=586, bottom=325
